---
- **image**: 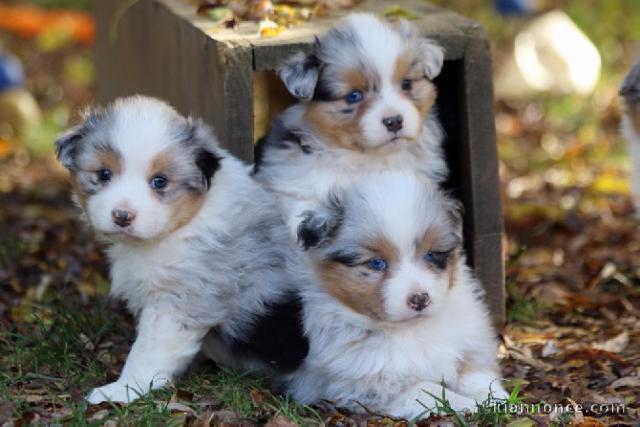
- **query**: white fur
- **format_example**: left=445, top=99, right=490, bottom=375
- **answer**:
left=281, top=174, right=506, bottom=420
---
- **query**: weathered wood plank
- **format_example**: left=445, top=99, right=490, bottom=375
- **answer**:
left=460, top=36, right=505, bottom=326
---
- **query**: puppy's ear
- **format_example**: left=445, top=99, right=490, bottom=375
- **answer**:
left=54, top=107, right=105, bottom=171
left=297, top=193, right=344, bottom=250
left=54, top=125, right=84, bottom=171
left=418, top=39, right=445, bottom=80
left=278, top=46, right=321, bottom=101
left=186, top=118, right=223, bottom=190
left=444, top=196, right=464, bottom=242
left=396, top=20, right=444, bottom=80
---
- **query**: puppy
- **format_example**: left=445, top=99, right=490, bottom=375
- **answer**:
left=55, top=96, right=308, bottom=404
left=254, top=13, right=448, bottom=239
left=620, top=58, right=640, bottom=213
left=281, top=173, right=506, bottom=420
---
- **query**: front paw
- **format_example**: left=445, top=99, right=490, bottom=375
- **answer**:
left=86, top=381, right=146, bottom=404
left=445, top=394, right=478, bottom=412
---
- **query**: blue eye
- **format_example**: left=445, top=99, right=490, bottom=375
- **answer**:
left=150, top=175, right=168, bottom=190
left=345, top=90, right=364, bottom=104
left=366, top=257, right=388, bottom=271
left=97, top=168, right=112, bottom=182
left=424, top=251, right=449, bottom=270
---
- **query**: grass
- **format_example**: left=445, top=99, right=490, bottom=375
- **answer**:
left=416, top=382, right=531, bottom=427
left=0, top=292, right=321, bottom=425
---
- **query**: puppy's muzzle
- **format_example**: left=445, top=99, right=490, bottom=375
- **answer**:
left=112, top=208, right=136, bottom=228
left=408, top=292, right=431, bottom=312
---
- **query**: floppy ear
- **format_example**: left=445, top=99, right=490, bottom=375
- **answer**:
left=186, top=117, right=223, bottom=190
left=54, top=125, right=84, bottom=171
left=297, top=193, right=344, bottom=250
left=444, top=195, right=464, bottom=242
left=418, top=39, right=445, bottom=80
left=55, top=107, right=109, bottom=171
left=277, top=48, right=321, bottom=101
left=395, top=19, right=445, bottom=80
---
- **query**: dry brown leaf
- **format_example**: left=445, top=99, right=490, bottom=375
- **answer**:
left=593, top=331, right=629, bottom=353
left=265, top=415, right=298, bottom=427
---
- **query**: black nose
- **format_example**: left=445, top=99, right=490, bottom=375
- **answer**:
left=408, top=292, right=430, bottom=311
left=382, top=115, right=403, bottom=133
left=112, top=209, right=136, bottom=228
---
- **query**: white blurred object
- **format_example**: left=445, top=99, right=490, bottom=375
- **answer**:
left=496, top=10, right=601, bottom=99
left=620, top=58, right=640, bottom=213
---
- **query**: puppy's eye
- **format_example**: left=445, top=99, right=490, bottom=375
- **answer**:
left=345, top=90, right=364, bottom=104
left=150, top=175, right=168, bottom=190
left=97, top=168, right=112, bottom=182
left=424, top=251, right=449, bottom=270
left=366, top=257, right=388, bottom=272
left=401, top=79, right=413, bottom=91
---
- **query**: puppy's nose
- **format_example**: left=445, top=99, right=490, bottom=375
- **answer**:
left=382, top=115, right=403, bottom=133
left=408, top=292, right=430, bottom=311
left=112, top=209, right=136, bottom=228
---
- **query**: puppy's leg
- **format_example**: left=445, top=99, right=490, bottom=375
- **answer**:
left=385, top=381, right=477, bottom=420
left=87, top=304, right=208, bottom=404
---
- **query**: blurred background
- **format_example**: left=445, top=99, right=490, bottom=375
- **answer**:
left=0, top=0, right=638, bottom=424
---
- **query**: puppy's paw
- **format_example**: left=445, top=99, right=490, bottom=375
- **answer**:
left=446, top=394, right=478, bottom=412
left=458, top=372, right=508, bottom=403
left=86, top=381, right=145, bottom=404
left=297, top=211, right=337, bottom=250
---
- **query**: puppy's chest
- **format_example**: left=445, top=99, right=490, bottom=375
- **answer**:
left=108, top=245, right=188, bottom=307
left=322, top=329, right=465, bottom=383
left=290, top=150, right=420, bottom=196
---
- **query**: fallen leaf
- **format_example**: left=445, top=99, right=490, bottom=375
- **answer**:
left=541, top=340, right=558, bottom=357
left=593, top=331, right=629, bottom=353
left=265, top=415, right=298, bottom=427
left=165, top=402, right=197, bottom=416
left=610, top=376, right=640, bottom=389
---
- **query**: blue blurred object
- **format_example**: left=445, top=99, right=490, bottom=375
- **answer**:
left=495, top=0, right=533, bottom=16
left=0, top=54, right=25, bottom=92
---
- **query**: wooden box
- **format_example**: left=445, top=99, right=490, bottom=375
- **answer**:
left=95, top=0, right=505, bottom=326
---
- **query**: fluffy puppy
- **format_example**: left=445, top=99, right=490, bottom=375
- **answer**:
left=620, top=58, right=640, bottom=213
left=254, top=13, right=448, bottom=239
left=281, top=173, right=506, bottom=420
left=55, top=96, right=308, bottom=404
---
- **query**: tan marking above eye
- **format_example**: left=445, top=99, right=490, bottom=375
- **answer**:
left=416, top=228, right=440, bottom=258
left=366, top=238, right=399, bottom=271
left=96, top=148, right=122, bottom=176
left=147, top=150, right=175, bottom=183
left=393, top=53, right=424, bottom=83
left=340, top=68, right=368, bottom=94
